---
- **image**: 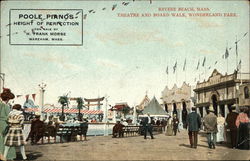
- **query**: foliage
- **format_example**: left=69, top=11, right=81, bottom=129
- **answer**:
left=58, top=95, right=69, bottom=121
left=76, top=97, right=84, bottom=121
left=76, top=97, right=84, bottom=110
left=121, top=106, right=130, bottom=116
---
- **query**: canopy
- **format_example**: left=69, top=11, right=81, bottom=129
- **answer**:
left=142, top=97, right=168, bottom=116
left=24, top=108, right=103, bottom=114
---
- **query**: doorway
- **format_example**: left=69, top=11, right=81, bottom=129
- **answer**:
left=173, top=103, right=177, bottom=115
left=182, top=102, right=188, bottom=128
left=164, top=104, right=168, bottom=112
left=211, top=95, right=218, bottom=116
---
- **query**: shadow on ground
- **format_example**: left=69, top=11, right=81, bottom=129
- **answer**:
left=15, top=151, right=43, bottom=160
left=179, top=143, right=210, bottom=149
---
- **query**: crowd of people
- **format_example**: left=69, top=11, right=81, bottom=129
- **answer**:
left=111, top=104, right=249, bottom=151
left=0, top=87, right=249, bottom=160
left=186, top=105, right=249, bottom=150
left=0, top=88, right=90, bottom=160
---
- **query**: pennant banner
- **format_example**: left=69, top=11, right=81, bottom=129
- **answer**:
left=32, top=94, right=36, bottom=102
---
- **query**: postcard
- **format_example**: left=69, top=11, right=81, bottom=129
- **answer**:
left=0, top=0, right=249, bottom=160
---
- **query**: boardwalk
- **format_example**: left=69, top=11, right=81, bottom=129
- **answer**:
left=16, top=130, right=249, bottom=160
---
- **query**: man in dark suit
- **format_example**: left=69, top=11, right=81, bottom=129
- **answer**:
left=143, top=113, right=154, bottom=139
left=26, top=112, right=45, bottom=144
left=186, top=107, right=201, bottom=148
left=225, top=105, right=238, bottom=148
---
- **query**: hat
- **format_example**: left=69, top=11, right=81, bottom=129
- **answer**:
left=53, top=117, right=59, bottom=122
left=35, top=112, right=41, bottom=116
left=231, top=104, right=237, bottom=112
left=208, top=105, right=215, bottom=112
left=0, top=88, right=15, bottom=100
left=231, top=104, right=237, bottom=107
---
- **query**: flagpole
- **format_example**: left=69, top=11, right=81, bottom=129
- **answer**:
left=176, top=66, right=178, bottom=85
left=235, top=36, right=238, bottom=72
left=226, top=42, right=228, bottom=74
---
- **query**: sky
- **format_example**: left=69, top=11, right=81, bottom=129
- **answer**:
left=0, top=0, right=249, bottom=108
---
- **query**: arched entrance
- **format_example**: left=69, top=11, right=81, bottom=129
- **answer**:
left=199, top=107, right=203, bottom=117
left=182, top=102, right=188, bottom=129
left=211, top=95, right=218, bottom=116
left=173, top=103, right=177, bottom=115
left=164, top=104, right=168, bottom=112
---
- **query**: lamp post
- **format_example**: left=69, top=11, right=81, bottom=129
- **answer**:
left=38, top=82, right=46, bottom=120
left=104, top=95, right=109, bottom=136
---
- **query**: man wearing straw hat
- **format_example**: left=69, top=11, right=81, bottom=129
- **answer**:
left=204, top=105, right=218, bottom=149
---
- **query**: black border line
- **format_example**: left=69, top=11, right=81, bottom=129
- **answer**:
left=9, top=9, right=83, bottom=46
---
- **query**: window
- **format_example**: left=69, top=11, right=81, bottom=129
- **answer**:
left=244, top=87, right=249, bottom=99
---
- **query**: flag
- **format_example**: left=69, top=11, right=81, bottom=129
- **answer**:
left=196, top=59, right=200, bottom=70
left=173, top=61, right=177, bottom=73
left=25, top=94, right=29, bottom=102
left=202, top=57, right=206, bottom=67
left=166, top=66, right=168, bottom=75
left=183, top=59, right=186, bottom=71
left=235, top=41, right=238, bottom=56
left=16, top=95, right=22, bottom=98
left=83, top=14, right=87, bottom=20
left=112, top=4, right=117, bottom=11
left=76, top=11, right=81, bottom=15
left=225, top=47, right=229, bottom=59
left=32, top=94, right=36, bottom=102
left=214, top=61, right=217, bottom=65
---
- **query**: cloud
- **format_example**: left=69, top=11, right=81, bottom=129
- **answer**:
left=199, top=49, right=216, bottom=55
left=95, top=29, right=166, bottom=45
left=188, top=17, right=222, bottom=28
left=95, top=28, right=186, bottom=48
left=96, top=58, right=121, bottom=68
left=24, top=52, right=84, bottom=71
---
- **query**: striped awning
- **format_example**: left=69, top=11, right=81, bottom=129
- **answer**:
left=24, top=108, right=103, bottom=114
left=24, top=108, right=39, bottom=112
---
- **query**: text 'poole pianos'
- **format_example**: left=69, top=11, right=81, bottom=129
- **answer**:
left=19, top=14, right=75, bottom=20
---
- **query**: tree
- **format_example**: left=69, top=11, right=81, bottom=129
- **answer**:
left=58, top=95, right=69, bottom=121
left=121, top=106, right=130, bottom=118
left=76, top=97, right=84, bottom=121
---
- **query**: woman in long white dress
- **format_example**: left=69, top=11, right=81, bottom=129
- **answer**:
left=216, top=114, right=225, bottom=143
left=166, top=117, right=173, bottom=136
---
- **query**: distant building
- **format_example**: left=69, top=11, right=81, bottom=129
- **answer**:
left=193, top=69, right=250, bottom=118
left=136, top=94, right=150, bottom=110
left=161, top=82, right=195, bottom=128
left=84, top=97, right=104, bottom=110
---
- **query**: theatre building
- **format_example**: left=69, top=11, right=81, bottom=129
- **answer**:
left=193, top=69, right=250, bottom=118
left=161, top=82, right=195, bottom=129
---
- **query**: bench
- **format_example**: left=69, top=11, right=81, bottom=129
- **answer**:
left=122, top=125, right=163, bottom=137
left=42, top=125, right=87, bottom=143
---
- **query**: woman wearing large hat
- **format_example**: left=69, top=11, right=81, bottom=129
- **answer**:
left=0, top=88, right=16, bottom=160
